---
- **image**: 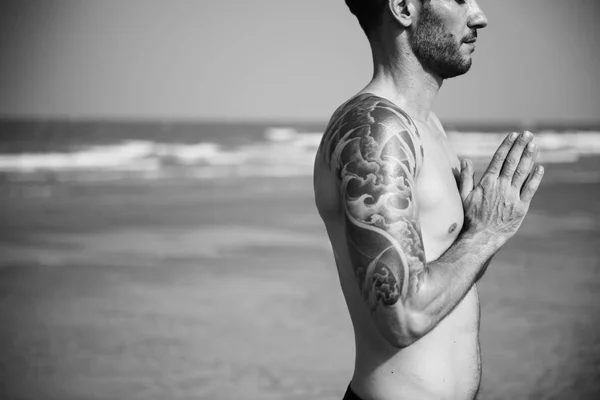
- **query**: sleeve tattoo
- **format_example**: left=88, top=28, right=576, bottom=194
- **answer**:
left=321, top=94, right=427, bottom=312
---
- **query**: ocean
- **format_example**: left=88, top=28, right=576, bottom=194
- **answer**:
left=1, top=120, right=600, bottom=184
left=0, top=120, right=599, bottom=400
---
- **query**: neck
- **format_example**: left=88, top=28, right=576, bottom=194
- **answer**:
left=363, top=41, right=442, bottom=122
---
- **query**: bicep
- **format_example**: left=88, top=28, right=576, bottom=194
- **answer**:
left=330, top=111, right=427, bottom=314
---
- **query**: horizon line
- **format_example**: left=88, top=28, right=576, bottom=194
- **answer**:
left=1, top=115, right=600, bottom=131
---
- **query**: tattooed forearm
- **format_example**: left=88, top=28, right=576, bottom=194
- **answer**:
left=320, top=94, right=426, bottom=312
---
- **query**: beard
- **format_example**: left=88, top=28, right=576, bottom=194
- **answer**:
left=409, top=4, right=472, bottom=79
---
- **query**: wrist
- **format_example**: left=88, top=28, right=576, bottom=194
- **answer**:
left=460, top=227, right=503, bottom=256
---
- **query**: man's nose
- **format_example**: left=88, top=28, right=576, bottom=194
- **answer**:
left=468, top=2, right=488, bottom=30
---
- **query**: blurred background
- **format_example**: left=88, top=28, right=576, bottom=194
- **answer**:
left=0, top=1, right=599, bottom=399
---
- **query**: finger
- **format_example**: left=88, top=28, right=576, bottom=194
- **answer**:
left=511, top=141, right=537, bottom=188
left=459, top=159, right=474, bottom=202
left=521, top=164, right=545, bottom=202
left=500, top=131, right=534, bottom=179
left=483, top=132, right=518, bottom=177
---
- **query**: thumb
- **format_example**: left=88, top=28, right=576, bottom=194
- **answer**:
left=458, top=159, right=474, bottom=202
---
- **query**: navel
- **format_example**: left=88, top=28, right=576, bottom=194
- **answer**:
left=448, top=223, right=458, bottom=234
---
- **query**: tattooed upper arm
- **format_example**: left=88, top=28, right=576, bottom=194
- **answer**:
left=322, top=95, right=427, bottom=317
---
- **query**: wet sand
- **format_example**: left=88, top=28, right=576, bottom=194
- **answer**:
left=0, top=166, right=599, bottom=399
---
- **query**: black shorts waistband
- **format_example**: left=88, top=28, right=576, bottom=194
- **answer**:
left=342, top=384, right=363, bottom=400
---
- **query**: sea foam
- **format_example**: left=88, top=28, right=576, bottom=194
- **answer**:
left=0, top=128, right=598, bottom=182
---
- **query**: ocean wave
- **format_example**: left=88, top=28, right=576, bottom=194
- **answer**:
left=446, top=130, right=600, bottom=163
left=0, top=128, right=599, bottom=181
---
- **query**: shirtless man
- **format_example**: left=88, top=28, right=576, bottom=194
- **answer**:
left=313, top=1, right=545, bottom=399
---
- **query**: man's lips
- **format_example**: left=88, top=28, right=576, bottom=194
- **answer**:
left=463, top=31, right=478, bottom=44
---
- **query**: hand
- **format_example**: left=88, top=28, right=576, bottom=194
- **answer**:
left=457, top=131, right=545, bottom=248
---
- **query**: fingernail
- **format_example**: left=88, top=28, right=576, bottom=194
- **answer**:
left=510, top=132, right=518, bottom=140
left=527, top=142, right=535, bottom=151
left=537, top=165, right=544, bottom=173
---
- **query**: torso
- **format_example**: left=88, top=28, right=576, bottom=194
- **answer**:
left=314, top=93, right=481, bottom=400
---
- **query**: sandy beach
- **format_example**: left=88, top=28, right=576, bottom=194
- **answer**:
left=0, top=159, right=599, bottom=399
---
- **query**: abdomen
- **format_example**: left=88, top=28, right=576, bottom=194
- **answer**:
left=351, top=286, right=481, bottom=400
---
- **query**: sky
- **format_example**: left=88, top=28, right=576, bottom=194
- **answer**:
left=0, top=0, right=598, bottom=124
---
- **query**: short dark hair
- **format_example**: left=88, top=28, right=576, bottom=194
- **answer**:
left=345, top=0, right=388, bottom=37
left=345, top=0, right=429, bottom=37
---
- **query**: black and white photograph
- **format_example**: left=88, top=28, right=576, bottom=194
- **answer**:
left=0, top=1, right=599, bottom=399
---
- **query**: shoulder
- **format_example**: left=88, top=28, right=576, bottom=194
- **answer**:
left=319, top=93, right=424, bottom=177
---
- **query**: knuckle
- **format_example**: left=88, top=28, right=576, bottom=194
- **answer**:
left=512, top=170, right=523, bottom=180
left=480, top=174, right=495, bottom=187
left=486, top=166, right=498, bottom=176
left=519, top=165, right=531, bottom=175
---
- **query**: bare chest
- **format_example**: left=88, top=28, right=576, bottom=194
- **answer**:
left=414, top=127, right=464, bottom=261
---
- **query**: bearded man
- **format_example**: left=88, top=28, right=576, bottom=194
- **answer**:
left=313, top=1, right=545, bottom=399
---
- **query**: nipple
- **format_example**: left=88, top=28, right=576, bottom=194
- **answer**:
left=448, top=223, right=458, bottom=234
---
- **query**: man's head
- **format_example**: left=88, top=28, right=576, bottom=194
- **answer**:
left=345, top=0, right=488, bottom=79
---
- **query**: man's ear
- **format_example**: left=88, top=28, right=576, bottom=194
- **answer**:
left=388, top=0, right=418, bottom=28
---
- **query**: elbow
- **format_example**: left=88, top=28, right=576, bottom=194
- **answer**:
left=378, top=309, right=433, bottom=349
